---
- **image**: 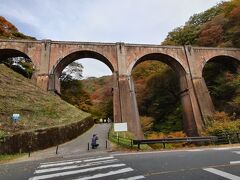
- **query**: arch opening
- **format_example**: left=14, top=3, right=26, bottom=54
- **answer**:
left=54, top=50, right=114, bottom=123
left=131, top=53, right=193, bottom=138
left=202, top=55, right=240, bottom=119
left=131, top=53, right=187, bottom=77
left=0, top=49, right=35, bottom=78
left=53, top=50, right=114, bottom=79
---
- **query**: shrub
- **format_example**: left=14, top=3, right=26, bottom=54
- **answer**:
left=205, top=111, right=240, bottom=135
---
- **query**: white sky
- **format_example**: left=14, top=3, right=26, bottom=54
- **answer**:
left=0, top=0, right=224, bottom=77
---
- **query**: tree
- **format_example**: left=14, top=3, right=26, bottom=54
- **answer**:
left=2, top=57, right=34, bottom=78
left=60, top=62, right=83, bottom=81
left=60, top=61, right=92, bottom=112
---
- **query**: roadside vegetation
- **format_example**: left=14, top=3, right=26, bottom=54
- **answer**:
left=0, top=153, right=25, bottom=164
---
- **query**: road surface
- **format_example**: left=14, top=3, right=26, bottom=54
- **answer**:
left=0, top=124, right=239, bottom=180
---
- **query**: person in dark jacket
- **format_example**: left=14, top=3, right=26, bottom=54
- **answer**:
left=91, top=134, right=99, bottom=149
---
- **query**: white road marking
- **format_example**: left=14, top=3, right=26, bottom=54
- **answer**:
left=39, top=160, right=83, bottom=168
left=230, top=161, right=240, bottom=165
left=40, top=155, right=107, bottom=165
left=35, top=159, right=118, bottom=174
left=73, top=168, right=135, bottom=180
left=83, top=156, right=114, bottom=162
left=203, top=168, right=240, bottom=180
left=40, top=158, right=84, bottom=165
left=113, top=147, right=240, bottom=156
left=186, top=149, right=204, bottom=152
left=29, top=164, right=126, bottom=180
left=118, top=175, right=145, bottom=180
left=212, top=147, right=232, bottom=150
left=233, top=151, right=240, bottom=154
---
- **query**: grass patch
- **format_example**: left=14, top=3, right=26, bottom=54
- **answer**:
left=108, top=127, right=152, bottom=151
left=0, top=153, right=25, bottom=164
left=0, top=64, right=90, bottom=136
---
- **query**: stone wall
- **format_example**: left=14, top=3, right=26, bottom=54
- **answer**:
left=0, top=116, right=94, bottom=154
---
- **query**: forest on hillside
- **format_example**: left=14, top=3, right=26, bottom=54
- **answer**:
left=134, top=0, right=240, bottom=137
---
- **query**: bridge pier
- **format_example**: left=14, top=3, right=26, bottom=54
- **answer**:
left=117, top=75, right=143, bottom=139
left=115, top=43, right=144, bottom=139
left=36, top=74, right=49, bottom=91
left=180, top=74, right=202, bottom=136
left=184, top=46, right=215, bottom=125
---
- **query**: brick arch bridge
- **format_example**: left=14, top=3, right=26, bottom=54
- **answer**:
left=0, top=39, right=240, bottom=139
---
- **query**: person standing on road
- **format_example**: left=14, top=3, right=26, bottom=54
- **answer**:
left=91, top=134, right=99, bottom=149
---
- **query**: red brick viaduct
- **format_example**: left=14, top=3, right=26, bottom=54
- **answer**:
left=1, top=39, right=240, bottom=139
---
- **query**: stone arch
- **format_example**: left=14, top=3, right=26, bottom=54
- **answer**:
left=0, top=48, right=31, bottom=62
left=202, top=55, right=240, bottom=112
left=129, top=53, right=188, bottom=76
left=53, top=50, right=114, bottom=78
left=201, top=55, right=240, bottom=76
left=0, top=48, right=35, bottom=78
left=129, top=53, right=200, bottom=136
left=50, top=50, right=114, bottom=93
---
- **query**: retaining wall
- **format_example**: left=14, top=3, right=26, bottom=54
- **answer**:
left=0, top=116, right=94, bottom=154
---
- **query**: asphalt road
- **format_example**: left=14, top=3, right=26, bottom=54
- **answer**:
left=0, top=146, right=239, bottom=179
left=114, top=147, right=240, bottom=179
left=0, top=123, right=239, bottom=180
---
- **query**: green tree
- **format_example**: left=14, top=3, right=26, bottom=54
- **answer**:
left=60, top=62, right=92, bottom=112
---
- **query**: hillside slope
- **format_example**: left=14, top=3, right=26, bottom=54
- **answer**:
left=0, top=16, right=35, bottom=40
left=0, top=64, right=90, bottom=136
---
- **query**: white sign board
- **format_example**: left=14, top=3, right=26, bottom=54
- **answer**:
left=114, top=123, right=128, bottom=132
left=12, top=114, right=20, bottom=122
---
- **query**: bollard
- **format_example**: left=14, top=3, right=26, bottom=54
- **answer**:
left=56, top=145, right=59, bottom=154
left=236, top=133, right=240, bottom=143
left=227, top=135, right=231, bottom=144
left=88, top=143, right=90, bottom=151
left=28, top=145, right=31, bottom=157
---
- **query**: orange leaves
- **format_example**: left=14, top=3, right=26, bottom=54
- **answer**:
left=198, top=22, right=224, bottom=46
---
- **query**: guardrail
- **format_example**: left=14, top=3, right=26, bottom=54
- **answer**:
left=214, top=132, right=240, bottom=144
left=108, top=132, right=240, bottom=150
left=132, top=136, right=217, bottom=149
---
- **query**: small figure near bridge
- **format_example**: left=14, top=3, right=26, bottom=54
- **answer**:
left=91, top=134, right=99, bottom=149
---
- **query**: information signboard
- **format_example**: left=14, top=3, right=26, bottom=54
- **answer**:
left=12, top=114, right=20, bottom=122
left=114, top=123, right=128, bottom=132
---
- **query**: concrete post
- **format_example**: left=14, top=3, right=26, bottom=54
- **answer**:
left=184, top=46, right=215, bottom=131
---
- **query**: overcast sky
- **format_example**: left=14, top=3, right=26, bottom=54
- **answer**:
left=0, top=0, right=224, bottom=78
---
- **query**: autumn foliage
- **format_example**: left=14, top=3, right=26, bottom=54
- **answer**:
left=0, top=16, right=35, bottom=40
